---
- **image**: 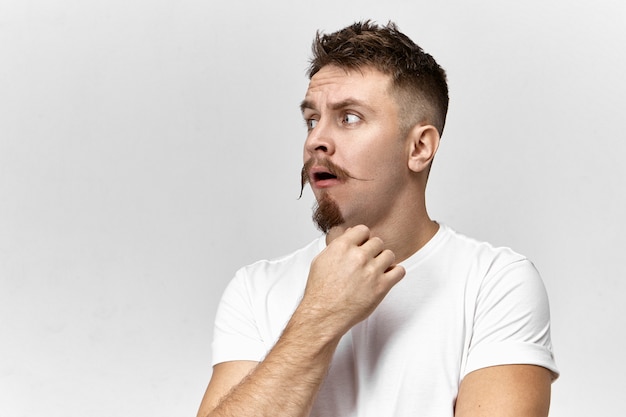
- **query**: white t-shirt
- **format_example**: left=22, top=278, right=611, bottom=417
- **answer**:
left=211, top=224, right=559, bottom=416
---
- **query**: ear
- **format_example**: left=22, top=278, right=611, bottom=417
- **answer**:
left=407, top=124, right=440, bottom=173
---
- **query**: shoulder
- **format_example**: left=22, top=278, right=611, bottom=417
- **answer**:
left=222, top=236, right=325, bottom=307
left=440, top=224, right=527, bottom=262
left=435, top=224, right=533, bottom=279
left=212, top=237, right=326, bottom=365
left=234, top=236, right=324, bottom=288
left=439, top=227, right=559, bottom=379
left=431, top=224, right=548, bottom=318
left=432, top=226, right=559, bottom=380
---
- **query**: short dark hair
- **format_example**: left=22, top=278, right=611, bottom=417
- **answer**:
left=308, top=20, right=449, bottom=136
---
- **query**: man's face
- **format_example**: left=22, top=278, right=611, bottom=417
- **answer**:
left=300, top=65, right=411, bottom=233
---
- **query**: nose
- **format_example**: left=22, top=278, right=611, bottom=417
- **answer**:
left=304, top=119, right=335, bottom=156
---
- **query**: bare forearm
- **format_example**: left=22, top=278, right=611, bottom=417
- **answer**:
left=206, top=318, right=340, bottom=417
left=202, top=226, right=405, bottom=417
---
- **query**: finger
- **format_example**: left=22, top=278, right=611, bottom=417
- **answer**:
left=384, top=264, right=406, bottom=285
left=359, top=236, right=384, bottom=257
left=373, top=248, right=397, bottom=270
left=341, top=224, right=371, bottom=245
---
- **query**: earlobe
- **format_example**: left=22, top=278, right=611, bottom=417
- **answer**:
left=407, top=124, right=440, bottom=173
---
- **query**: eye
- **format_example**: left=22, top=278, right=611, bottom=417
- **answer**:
left=305, top=118, right=318, bottom=130
left=342, top=113, right=361, bottom=125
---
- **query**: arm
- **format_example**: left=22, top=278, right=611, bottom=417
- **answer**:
left=197, top=316, right=340, bottom=417
left=197, top=225, right=405, bottom=417
left=196, top=361, right=258, bottom=417
left=454, top=254, right=557, bottom=417
left=454, top=364, right=552, bottom=417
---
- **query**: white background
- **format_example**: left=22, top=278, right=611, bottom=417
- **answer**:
left=1, top=0, right=625, bottom=416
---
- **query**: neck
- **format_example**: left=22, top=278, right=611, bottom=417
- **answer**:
left=325, top=202, right=439, bottom=263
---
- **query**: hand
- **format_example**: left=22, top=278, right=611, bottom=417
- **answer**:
left=297, top=225, right=406, bottom=337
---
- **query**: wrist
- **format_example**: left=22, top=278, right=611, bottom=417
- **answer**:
left=281, top=305, right=343, bottom=359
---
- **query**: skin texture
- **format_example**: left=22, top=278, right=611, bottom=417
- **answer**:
left=300, top=66, right=437, bottom=252
left=197, top=225, right=405, bottom=417
left=455, top=365, right=552, bottom=417
left=196, top=66, right=552, bottom=417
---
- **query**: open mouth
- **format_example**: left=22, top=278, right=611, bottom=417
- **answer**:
left=314, top=171, right=338, bottom=182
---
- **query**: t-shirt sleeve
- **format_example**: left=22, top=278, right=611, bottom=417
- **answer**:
left=463, top=258, right=559, bottom=380
left=211, top=268, right=267, bottom=366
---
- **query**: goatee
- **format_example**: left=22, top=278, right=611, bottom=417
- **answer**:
left=300, top=158, right=350, bottom=233
left=312, top=192, right=345, bottom=233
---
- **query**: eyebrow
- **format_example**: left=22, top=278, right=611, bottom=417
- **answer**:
left=299, top=98, right=373, bottom=114
left=299, top=99, right=314, bottom=114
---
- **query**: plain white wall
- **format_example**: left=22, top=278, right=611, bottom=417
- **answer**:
left=1, top=0, right=625, bottom=415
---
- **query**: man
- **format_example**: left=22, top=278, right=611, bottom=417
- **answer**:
left=197, top=21, right=558, bottom=417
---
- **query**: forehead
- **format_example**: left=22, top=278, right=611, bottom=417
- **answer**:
left=303, top=65, right=394, bottom=108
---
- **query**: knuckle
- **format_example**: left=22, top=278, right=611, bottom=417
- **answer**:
left=354, top=250, right=369, bottom=265
left=355, top=224, right=369, bottom=232
left=371, top=236, right=384, bottom=248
